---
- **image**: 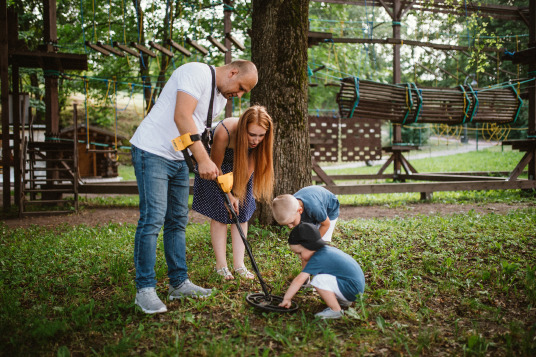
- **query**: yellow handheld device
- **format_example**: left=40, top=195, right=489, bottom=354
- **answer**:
left=171, top=133, right=200, bottom=151
left=216, top=172, right=234, bottom=193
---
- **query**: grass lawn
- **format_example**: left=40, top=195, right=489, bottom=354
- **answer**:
left=1, top=147, right=535, bottom=355
left=1, top=208, right=536, bottom=356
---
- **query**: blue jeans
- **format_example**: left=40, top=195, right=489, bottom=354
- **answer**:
left=131, top=145, right=190, bottom=290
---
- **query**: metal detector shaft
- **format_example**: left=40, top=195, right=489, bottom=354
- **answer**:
left=220, top=191, right=272, bottom=297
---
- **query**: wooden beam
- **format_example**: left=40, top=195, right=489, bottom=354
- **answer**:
left=1, top=0, right=10, bottom=210
left=330, top=37, right=502, bottom=53
left=225, top=33, right=246, bottom=51
left=377, top=0, right=394, bottom=19
left=8, top=50, right=88, bottom=70
left=130, top=42, right=156, bottom=57
left=113, top=42, right=140, bottom=57
left=85, top=41, right=110, bottom=56
left=148, top=41, right=174, bottom=57
left=97, top=42, right=124, bottom=57
left=186, top=38, right=209, bottom=56
left=508, top=151, right=533, bottom=181
left=327, top=180, right=536, bottom=195
left=167, top=39, right=191, bottom=57
left=207, top=36, right=228, bottom=53
left=309, top=0, right=526, bottom=21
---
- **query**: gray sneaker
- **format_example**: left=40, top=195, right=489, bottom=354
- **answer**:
left=135, top=287, right=167, bottom=314
left=337, top=298, right=353, bottom=308
left=168, top=279, right=212, bottom=300
left=315, top=307, right=344, bottom=319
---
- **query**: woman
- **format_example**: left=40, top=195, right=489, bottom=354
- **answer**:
left=192, top=105, right=274, bottom=280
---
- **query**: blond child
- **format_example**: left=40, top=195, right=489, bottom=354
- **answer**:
left=272, top=186, right=339, bottom=242
left=278, top=222, right=365, bottom=319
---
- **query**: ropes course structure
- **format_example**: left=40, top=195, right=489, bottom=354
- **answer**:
left=305, top=0, right=536, bottom=198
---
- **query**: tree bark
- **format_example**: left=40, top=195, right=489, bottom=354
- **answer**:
left=250, top=0, right=311, bottom=225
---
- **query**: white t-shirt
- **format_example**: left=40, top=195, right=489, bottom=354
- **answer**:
left=130, top=62, right=227, bottom=160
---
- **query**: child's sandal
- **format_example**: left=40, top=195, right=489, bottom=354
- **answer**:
left=234, top=266, right=255, bottom=280
left=216, top=266, right=234, bottom=280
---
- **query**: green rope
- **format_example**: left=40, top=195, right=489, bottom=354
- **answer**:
left=349, top=77, right=360, bottom=118
left=458, top=84, right=471, bottom=124
left=402, top=83, right=413, bottom=125
left=508, top=83, right=523, bottom=124
left=411, top=82, right=422, bottom=123
left=44, top=136, right=119, bottom=149
left=466, top=84, right=479, bottom=122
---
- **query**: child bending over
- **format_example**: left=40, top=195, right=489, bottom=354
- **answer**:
left=272, top=186, right=339, bottom=242
left=278, top=222, right=365, bottom=319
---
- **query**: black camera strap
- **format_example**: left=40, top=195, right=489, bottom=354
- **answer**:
left=183, top=64, right=217, bottom=172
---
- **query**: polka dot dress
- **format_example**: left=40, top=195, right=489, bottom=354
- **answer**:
left=192, top=128, right=256, bottom=224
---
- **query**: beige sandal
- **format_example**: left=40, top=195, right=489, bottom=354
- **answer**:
left=216, top=266, right=234, bottom=280
left=234, top=266, right=255, bottom=280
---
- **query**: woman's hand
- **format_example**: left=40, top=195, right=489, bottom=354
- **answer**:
left=226, top=194, right=240, bottom=218
left=229, top=194, right=240, bottom=216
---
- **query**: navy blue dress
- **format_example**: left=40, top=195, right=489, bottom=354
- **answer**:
left=192, top=122, right=256, bottom=224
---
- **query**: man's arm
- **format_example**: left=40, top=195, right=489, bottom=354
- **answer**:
left=174, top=91, right=219, bottom=180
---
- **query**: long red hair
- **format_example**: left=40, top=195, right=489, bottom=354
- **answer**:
left=232, top=105, right=274, bottom=203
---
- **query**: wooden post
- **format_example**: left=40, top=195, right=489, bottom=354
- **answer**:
left=529, top=0, right=536, bottom=182
left=0, top=0, right=10, bottom=210
left=12, top=65, right=21, bottom=209
left=392, top=0, right=403, bottom=182
left=224, top=0, right=233, bottom=118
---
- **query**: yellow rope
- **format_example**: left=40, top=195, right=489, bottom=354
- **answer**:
left=121, top=0, right=130, bottom=67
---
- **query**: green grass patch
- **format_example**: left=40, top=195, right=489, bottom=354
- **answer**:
left=1, top=208, right=535, bottom=355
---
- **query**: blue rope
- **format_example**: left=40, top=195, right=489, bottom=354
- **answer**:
left=402, top=83, right=413, bottom=125
left=411, top=83, right=423, bottom=123
left=508, top=83, right=523, bottom=124
left=80, top=0, right=87, bottom=52
left=466, top=84, right=479, bottom=122
left=349, top=77, right=360, bottom=118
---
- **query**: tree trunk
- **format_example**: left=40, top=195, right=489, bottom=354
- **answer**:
left=250, top=0, right=311, bottom=225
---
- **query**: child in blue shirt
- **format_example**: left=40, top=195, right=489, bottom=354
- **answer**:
left=272, top=186, right=340, bottom=242
left=278, top=222, right=365, bottom=319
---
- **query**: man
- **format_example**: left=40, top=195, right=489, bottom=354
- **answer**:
left=130, top=60, right=258, bottom=314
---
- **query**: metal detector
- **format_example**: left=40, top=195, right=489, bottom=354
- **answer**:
left=216, top=173, right=299, bottom=313
left=172, top=132, right=298, bottom=313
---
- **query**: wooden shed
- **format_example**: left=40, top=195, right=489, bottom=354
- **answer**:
left=59, top=125, right=129, bottom=178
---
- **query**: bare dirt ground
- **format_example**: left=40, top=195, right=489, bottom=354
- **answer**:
left=2, top=201, right=534, bottom=229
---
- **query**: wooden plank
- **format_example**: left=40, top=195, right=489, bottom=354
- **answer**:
left=130, top=42, right=156, bottom=57
left=1, top=0, right=10, bottom=210
left=225, top=33, right=245, bottom=51
left=113, top=42, right=140, bottom=57
left=327, top=180, right=536, bottom=195
left=311, top=158, right=336, bottom=186
left=186, top=38, right=209, bottom=56
left=149, top=41, right=174, bottom=57
left=97, top=42, right=125, bottom=57
left=331, top=37, right=501, bottom=53
left=167, top=39, right=192, bottom=57
left=9, top=50, right=88, bottom=70
left=207, top=36, right=228, bottom=53
left=398, top=173, right=507, bottom=181
left=85, top=41, right=110, bottom=56
left=508, top=151, right=533, bottom=181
